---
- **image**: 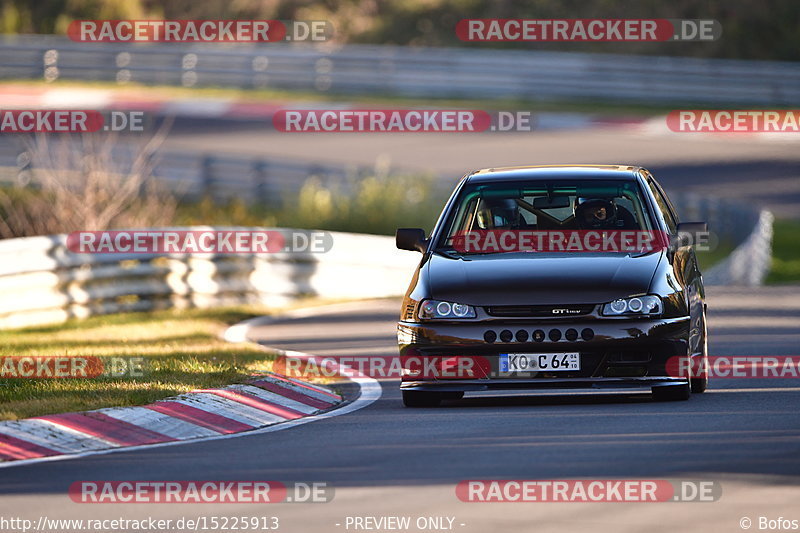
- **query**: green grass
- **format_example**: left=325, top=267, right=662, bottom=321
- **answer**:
left=696, top=241, right=736, bottom=271
left=767, top=218, right=800, bottom=284
left=0, top=307, right=278, bottom=420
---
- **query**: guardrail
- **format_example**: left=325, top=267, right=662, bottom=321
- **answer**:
left=2, top=35, right=799, bottom=105
left=669, top=192, right=773, bottom=286
left=704, top=210, right=774, bottom=286
left=0, top=142, right=388, bottom=203
left=0, top=228, right=420, bottom=330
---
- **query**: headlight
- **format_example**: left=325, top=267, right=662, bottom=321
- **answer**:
left=419, top=299, right=476, bottom=320
left=602, top=295, right=662, bottom=316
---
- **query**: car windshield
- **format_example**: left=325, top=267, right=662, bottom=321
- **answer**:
left=436, top=179, right=661, bottom=255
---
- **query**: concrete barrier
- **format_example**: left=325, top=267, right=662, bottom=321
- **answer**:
left=669, top=192, right=774, bottom=286
left=0, top=228, right=419, bottom=330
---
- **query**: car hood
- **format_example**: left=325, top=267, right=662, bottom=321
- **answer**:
left=426, top=251, right=664, bottom=305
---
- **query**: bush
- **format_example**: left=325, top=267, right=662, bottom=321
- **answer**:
left=274, top=173, right=445, bottom=234
left=2, top=162, right=447, bottom=238
left=0, top=133, right=176, bottom=238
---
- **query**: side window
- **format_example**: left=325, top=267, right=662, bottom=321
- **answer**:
left=647, top=178, right=678, bottom=233
left=654, top=181, right=681, bottom=224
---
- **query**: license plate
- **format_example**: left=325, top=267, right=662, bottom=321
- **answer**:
left=500, top=353, right=580, bottom=372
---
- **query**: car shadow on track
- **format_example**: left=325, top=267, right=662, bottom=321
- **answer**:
left=435, top=392, right=661, bottom=408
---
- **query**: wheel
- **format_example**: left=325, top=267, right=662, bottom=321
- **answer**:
left=691, top=308, right=709, bottom=393
left=691, top=365, right=708, bottom=393
left=402, top=391, right=443, bottom=407
left=652, top=383, right=691, bottom=402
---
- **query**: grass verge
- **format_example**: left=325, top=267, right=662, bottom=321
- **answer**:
left=696, top=241, right=736, bottom=272
left=767, top=218, right=800, bottom=284
left=0, top=307, right=277, bottom=421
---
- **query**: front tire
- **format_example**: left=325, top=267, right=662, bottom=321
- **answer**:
left=652, top=383, right=691, bottom=402
left=691, top=368, right=708, bottom=393
left=691, top=308, right=709, bottom=393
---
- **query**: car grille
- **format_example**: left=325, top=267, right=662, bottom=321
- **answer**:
left=403, top=302, right=416, bottom=321
left=485, top=304, right=595, bottom=318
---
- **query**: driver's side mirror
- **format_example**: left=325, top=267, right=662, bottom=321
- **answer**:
left=674, top=222, right=709, bottom=247
left=396, top=228, right=428, bottom=253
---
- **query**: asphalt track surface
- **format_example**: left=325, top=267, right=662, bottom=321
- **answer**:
left=1, top=286, right=799, bottom=533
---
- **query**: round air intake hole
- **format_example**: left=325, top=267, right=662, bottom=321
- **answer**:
left=499, top=330, right=513, bottom=343
left=548, top=329, right=562, bottom=342
left=565, top=328, right=578, bottom=341
left=581, top=328, right=595, bottom=341
left=515, top=329, right=529, bottom=342
left=483, top=330, right=497, bottom=343
left=532, top=329, right=545, bottom=342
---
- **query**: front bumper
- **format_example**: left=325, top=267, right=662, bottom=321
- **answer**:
left=397, top=316, right=690, bottom=390
left=401, top=376, right=687, bottom=392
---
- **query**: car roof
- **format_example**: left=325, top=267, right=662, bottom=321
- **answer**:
left=465, top=165, right=643, bottom=184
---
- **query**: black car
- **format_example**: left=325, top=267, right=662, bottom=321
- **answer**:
left=395, top=165, right=708, bottom=407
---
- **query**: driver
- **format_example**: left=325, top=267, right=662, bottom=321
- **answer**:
left=574, top=198, right=619, bottom=229
left=476, top=198, right=522, bottom=229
